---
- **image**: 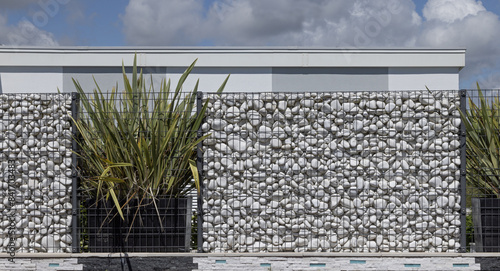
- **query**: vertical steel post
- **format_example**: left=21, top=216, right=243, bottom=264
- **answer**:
left=196, top=91, right=205, bottom=253
left=71, top=92, right=80, bottom=253
left=459, top=89, right=467, bottom=253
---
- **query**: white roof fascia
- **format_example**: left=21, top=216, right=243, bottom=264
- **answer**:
left=0, top=47, right=466, bottom=68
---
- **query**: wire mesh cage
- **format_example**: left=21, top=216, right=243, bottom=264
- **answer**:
left=201, top=91, right=463, bottom=253
left=0, top=93, right=73, bottom=253
left=7, top=89, right=500, bottom=254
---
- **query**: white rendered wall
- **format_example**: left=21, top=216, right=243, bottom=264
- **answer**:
left=0, top=67, right=63, bottom=93
left=388, top=68, right=460, bottom=91
left=166, top=67, right=272, bottom=92
left=0, top=66, right=462, bottom=94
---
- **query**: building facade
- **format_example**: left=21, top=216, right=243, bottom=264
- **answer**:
left=0, top=47, right=465, bottom=93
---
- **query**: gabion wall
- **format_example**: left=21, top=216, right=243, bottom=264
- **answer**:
left=0, top=94, right=73, bottom=253
left=201, top=91, right=462, bottom=253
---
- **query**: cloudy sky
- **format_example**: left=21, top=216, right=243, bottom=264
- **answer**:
left=1, top=0, right=500, bottom=89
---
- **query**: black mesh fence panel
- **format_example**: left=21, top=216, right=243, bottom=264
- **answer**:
left=74, top=91, right=199, bottom=253
left=464, top=89, right=500, bottom=253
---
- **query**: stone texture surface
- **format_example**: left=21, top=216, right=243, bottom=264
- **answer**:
left=193, top=256, right=480, bottom=271
left=0, top=258, right=82, bottom=271
left=202, top=91, right=462, bottom=253
left=0, top=94, right=73, bottom=253
left=0, top=255, right=486, bottom=271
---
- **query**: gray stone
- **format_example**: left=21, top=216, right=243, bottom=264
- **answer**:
left=228, top=138, right=247, bottom=152
left=212, top=119, right=227, bottom=130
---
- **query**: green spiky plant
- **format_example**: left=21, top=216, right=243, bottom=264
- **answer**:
left=460, top=84, right=500, bottom=198
left=73, top=55, right=228, bottom=221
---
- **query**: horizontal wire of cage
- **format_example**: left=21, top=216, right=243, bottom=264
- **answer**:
left=201, top=91, right=463, bottom=253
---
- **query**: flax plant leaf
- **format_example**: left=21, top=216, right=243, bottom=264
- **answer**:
left=460, top=85, right=500, bottom=198
left=72, top=53, right=229, bottom=224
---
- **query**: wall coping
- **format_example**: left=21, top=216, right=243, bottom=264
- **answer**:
left=2, top=252, right=498, bottom=258
left=0, top=47, right=465, bottom=68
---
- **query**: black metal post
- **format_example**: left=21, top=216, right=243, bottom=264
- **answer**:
left=459, top=89, right=467, bottom=253
left=71, top=92, right=80, bottom=253
left=196, top=91, right=205, bottom=253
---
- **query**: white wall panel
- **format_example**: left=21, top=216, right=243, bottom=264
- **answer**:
left=388, top=67, right=460, bottom=91
left=166, top=67, right=272, bottom=92
left=0, top=67, right=63, bottom=93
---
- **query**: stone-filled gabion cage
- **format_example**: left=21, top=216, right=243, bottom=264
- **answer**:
left=201, top=91, right=464, bottom=253
left=0, top=90, right=468, bottom=254
left=0, top=94, right=73, bottom=253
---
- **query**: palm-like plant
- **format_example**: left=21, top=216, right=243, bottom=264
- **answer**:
left=73, top=55, right=228, bottom=219
left=460, top=84, right=500, bottom=198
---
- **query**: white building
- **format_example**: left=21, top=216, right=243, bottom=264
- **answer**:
left=0, top=47, right=465, bottom=93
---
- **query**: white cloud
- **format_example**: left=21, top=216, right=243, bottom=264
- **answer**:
left=0, top=0, right=75, bottom=46
left=418, top=0, right=500, bottom=88
left=122, top=0, right=420, bottom=47
left=423, top=0, right=486, bottom=23
left=0, top=14, right=58, bottom=46
left=0, top=0, right=39, bottom=10
left=122, top=0, right=205, bottom=46
left=118, top=0, right=500, bottom=88
left=473, top=70, right=500, bottom=89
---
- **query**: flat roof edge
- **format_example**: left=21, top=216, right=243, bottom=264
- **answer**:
left=0, top=46, right=466, bottom=53
left=0, top=47, right=466, bottom=68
